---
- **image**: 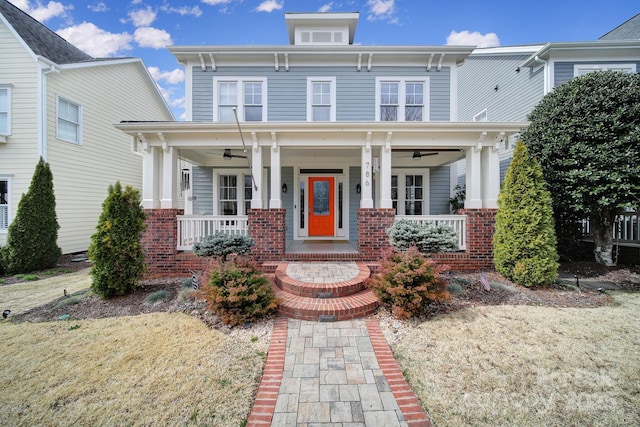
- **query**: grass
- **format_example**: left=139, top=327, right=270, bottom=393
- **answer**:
left=13, top=274, right=39, bottom=281
left=0, top=312, right=266, bottom=426
left=144, top=289, right=169, bottom=305
left=393, top=292, right=640, bottom=426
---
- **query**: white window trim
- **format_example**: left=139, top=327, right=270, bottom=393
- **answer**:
left=473, top=108, right=488, bottom=122
left=0, top=85, right=12, bottom=141
left=212, top=170, right=253, bottom=216
left=212, top=77, right=267, bottom=122
left=306, top=76, right=336, bottom=121
left=295, top=27, right=348, bottom=46
left=0, top=175, right=11, bottom=233
left=391, top=170, right=430, bottom=215
left=574, top=63, right=637, bottom=77
left=56, top=96, right=82, bottom=145
left=375, top=77, right=429, bottom=122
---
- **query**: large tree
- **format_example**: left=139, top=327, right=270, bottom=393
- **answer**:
left=521, top=71, right=640, bottom=266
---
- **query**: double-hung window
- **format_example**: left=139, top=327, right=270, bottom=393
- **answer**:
left=574, top=63, right=636, bottom=77
left=391, top=172, right=428, bottom=215
left=0, top=177, right=9, bottom=233
left=0, top=85, right=11, bottom=139
left=376, top=78, right=428, bottom=122
left=213, top=78, right=266, bottom=122
left=217, top=173, right=253, bottom=216
left=57, top=97, right=82, bottom=144
left=307, top=77, right=336, bottom=121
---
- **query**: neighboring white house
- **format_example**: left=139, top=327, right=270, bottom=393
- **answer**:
left=0, top=0, right=174, bottom=254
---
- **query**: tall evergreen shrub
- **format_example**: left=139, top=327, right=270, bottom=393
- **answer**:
left=3, top=157, right=61, bottom=274
left=88, top=182, right=147, bottom=298
left=493, top=141, right=558, bottom=287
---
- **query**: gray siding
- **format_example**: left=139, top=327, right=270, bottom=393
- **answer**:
left=282, top=166, right=294, bottom=241
left=458, top=54, right=543, bottom=122
left=193, top=166, right=213, bottom=214
left=429, top=166, right=451, bottom=214
left=349, top=166, right=360, bottom=241
left=554, top=61, right=640, bottom=88
left=500, top=158, right=512, bottom=184
left=192, top=65, right=451, bottom=122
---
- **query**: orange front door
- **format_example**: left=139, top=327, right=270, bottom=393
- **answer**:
left=308, top=177, right=334, bottom=236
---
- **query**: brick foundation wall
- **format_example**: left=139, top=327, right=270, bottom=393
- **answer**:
left=357, top=208, right=395, bottom=261
left=248, top=209, right=286, bottom=262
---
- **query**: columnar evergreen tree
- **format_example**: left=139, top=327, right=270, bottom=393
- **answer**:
left=88, top=182, right=147, bottom=298
left=493, top=141, right=558, bottom=287
left=3, top=157, right=61, bottom=274
left=521, top=71, right=640, bottom=265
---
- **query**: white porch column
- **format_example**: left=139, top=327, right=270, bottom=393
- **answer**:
left=379, top=145, right=393, bottom=208
left=269, top=138, right=282, bottom=209
left=360, top=145, right=373, bottom=208
left=161, top=146, right=177, bottom=208
left=251, top=145, right=263, bottom=209
left=481, top=141, right=501, bottom=209
left=465, top=145, right=483, bottom=209
left=142, top=146, right=160, bottom=209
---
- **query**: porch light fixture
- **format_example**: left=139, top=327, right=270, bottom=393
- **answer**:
left=356, top=183, right=361, bottom=194
left=282, top=183, right=287, bottom=193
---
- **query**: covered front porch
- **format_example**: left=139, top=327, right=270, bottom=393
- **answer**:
left=115, top=121, right=525, bottom=275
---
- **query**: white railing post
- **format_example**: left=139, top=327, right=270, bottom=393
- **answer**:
left=394, top=215, right=467, bottom=250
left=176, top=215, right=249, bottom=250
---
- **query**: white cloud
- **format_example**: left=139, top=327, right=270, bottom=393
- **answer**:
left=57, top=22, right=132, bottom=57
left=201, top=0, right=232, bottom=5
left=160, top=4, right=202, bottom=17
left=446, top=30, right=500, bottom=48
left=10, top=0, right=69, bottom=22
left=88, top=2, right=107, bottom=12
left=318, top=2, right=333, bottom=12
left=255, top=0, right=283, bottom=13
left=366, top=0, right=396, bottom=22
left=129, top=6, right=156, bottom=27
left=148, top=66, right=185, bottom=85
left=134, top=27, right=173, bottom=49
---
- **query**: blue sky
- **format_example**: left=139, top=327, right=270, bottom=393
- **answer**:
left=9, top=0, right=638, bottom=119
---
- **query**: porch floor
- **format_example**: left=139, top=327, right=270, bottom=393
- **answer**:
left=285, top=240, right=358, bottom=254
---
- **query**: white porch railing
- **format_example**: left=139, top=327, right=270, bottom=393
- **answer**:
left=394, top=215, right=467, bottom=250
left=581, top=211, right=640, bottom=244
left=177, top=215, right=248, bottom=250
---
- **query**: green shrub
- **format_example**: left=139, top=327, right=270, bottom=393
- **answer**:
left=193, top=233, right=254, bottom=262
left=144, top=290, right=169, bottom=306
left=3, top=157, right=61, bottom=274
left=367, top=247, right=451, bottom=319
left=14, top=274, right=39, bottom=281
left=387, top=219, right=458, bottom=254
left=493, top=141, right=558, bottom=287
left=0, top=246, right=5, bottom=276
left=201, top=259, right=278, bottom=327
left=449, top=184, right=466, bottom=214
left=88, top=182, right=147, bottom=298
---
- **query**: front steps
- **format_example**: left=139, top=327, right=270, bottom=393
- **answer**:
left=271, top=262, right=379, bottom=321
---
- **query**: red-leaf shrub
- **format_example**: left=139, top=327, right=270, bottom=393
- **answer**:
left=367, top=246, right=451, bottom=319
left=200, top=258, right=278, bottom=327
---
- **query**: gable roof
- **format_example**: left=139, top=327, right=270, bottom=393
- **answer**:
left=600, top=13, right=640, bottom=40
left=0, top=0, right=93, bottom=64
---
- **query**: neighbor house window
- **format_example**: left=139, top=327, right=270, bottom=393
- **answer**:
left=0, top=86, right=11, bottom=137
left=217, top=173, right=252, bottom=216
left=0, top=178, right=10, bottom=232
left=307, top=77, right=336, bottom=121
left=376, top=78, right=429, bottom=122
left=57, top=97, right=81, bottom=144
left=213, top=78, right=266, bottom=122
left=574, top=63, right=636, bottom=77
left=473, top=109, right=488, bottom=122
left=391, top=172, right=428, bottom=215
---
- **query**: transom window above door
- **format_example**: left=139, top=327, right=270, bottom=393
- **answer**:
left=213, top=78, right=267, bottom=122
left=376, top=77, right=429, bottom=122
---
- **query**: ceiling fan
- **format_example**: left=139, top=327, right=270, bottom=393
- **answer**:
left=209, top=148, right=248, bottom=159
left=395, top=148, right=463, bottom=159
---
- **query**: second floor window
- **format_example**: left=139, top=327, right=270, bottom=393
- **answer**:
left=57, top=97, right=81, bottom=144
left=214, top=78, right=266, bottom=122
left=0, top=86, right=11, bottom=136
left=307, top=77, right=336, bottom=121
left=376, top=78, right=428, bottom=122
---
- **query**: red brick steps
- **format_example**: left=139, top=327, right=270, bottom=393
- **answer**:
left=271, top=262, right=380, bottom=321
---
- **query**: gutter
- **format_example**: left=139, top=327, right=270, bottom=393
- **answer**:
left=36, top=56, right=59, bottom=160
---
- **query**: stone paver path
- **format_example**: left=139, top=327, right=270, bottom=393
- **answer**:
left=286, top=261, right=361, bottom=284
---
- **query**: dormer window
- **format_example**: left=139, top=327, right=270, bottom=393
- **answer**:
left=285, top=12, right=359, bottom=46
left=297, top=28, right=348, bottom=45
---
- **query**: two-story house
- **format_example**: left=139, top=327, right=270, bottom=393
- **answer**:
left=115, top=12, right=523, bottom=276
left=0, top=0, right=174, bottom=255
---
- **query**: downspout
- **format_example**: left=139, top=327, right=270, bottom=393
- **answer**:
left=36, top=56, right=59, bottom=161
left=534, top=55, right=550, bottom=95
